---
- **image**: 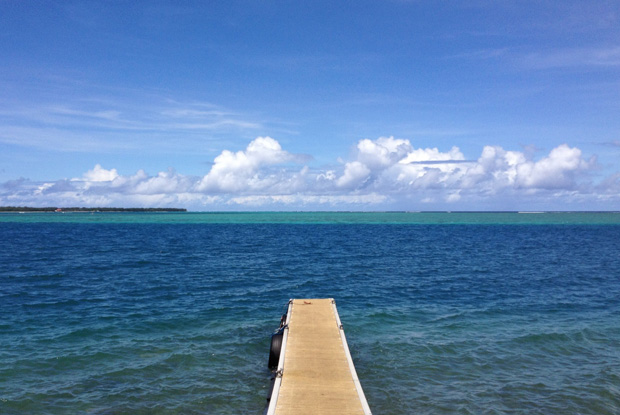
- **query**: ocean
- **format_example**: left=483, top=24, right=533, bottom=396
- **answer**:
left=1, top=212, right=619, bottom=414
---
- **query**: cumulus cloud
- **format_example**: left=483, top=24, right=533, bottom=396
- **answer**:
left=356, top=137, right=412, bottom=169
left=0, top=136, right=614, bottom=210
left=333, top=137, right=470, bottom=193
left=514, top=144, right=593, bottom=189
left=197, top=136, right=301, bottom=193
left=336, top=161, right=371, bottom=189
left=80, top=164, right=119, bottom=182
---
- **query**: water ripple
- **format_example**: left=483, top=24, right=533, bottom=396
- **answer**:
left=1, top=221, right=619, bottom=414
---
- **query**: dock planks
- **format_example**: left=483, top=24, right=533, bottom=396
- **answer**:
left=267, top=298, right=371, bottom=415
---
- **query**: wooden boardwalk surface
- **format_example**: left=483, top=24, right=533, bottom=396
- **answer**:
left=267, top=298, right=372, bottom=415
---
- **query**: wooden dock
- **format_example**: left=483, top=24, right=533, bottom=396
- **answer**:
left=266, top=298, right=372, bottom=415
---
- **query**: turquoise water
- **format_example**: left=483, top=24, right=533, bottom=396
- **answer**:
left=1, top=212, right=619, bottom=414
left=1, top=211, right=620, bottom=224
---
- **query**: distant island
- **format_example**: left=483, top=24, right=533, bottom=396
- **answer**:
left=0, top=206, right=187, bottom=212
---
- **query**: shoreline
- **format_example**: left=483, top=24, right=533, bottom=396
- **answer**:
left=0, top=207, right=187, bottom=213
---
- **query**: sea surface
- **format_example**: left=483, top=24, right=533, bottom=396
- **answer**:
left=1, top=212, right=619, bottom=414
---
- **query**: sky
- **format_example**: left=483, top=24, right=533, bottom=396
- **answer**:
left=1, top=0, right=619, bottom=211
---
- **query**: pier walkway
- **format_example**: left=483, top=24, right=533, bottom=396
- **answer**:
left=266, top=298, right=372, bottom=415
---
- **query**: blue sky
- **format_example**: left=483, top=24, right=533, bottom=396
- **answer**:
left=1, top=0, right=619, bottom=211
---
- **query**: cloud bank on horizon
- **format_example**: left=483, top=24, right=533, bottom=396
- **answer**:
left=2, top=136, right=616, bottom=211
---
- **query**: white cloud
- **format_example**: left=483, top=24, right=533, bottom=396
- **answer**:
left=197, top=136, right=298, bottom=193
left=336, top=161, right=371, bottom=189
left=133, top=169, right=194, bottom=195
left=0, top=136, right=616, bottom=210
left=446, top=191, right=462, bottom=203
left=227, top=193, right=388, bottom=207
left=80, top=164, right=119, bottom=182
left=357, top=137, right=412, bottom=169
left=399, top=145, right=465, bottom=164
left=514, top=144, right=593, bottom=189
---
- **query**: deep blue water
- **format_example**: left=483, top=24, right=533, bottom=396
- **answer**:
left=1, top=213, right=619, bottom=414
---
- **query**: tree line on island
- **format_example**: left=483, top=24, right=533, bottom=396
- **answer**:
left=0, top=206, right=187, bottom=212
